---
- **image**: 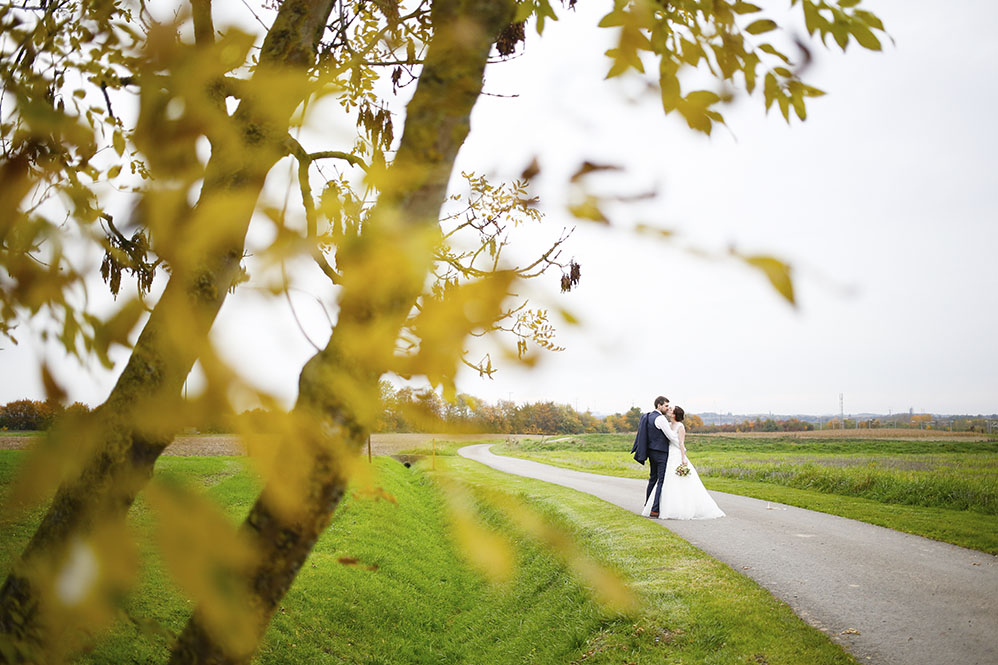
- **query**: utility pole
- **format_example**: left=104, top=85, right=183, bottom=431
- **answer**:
left=839, top=393, right=844, bottom=429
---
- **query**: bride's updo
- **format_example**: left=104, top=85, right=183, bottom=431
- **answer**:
left=673, top=406, right=685, bottom=422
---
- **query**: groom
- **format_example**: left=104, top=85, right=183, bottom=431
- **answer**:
left=631, top=395, right=679, bottom=517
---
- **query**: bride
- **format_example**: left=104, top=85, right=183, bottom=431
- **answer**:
left=641, top=406, right=725, bottom=520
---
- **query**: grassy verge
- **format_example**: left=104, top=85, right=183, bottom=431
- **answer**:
left=439, top=455, right=857, bottom=664
left=0, top=449, right=857, bottom=664
left=491, top=438, right=998, bottom=555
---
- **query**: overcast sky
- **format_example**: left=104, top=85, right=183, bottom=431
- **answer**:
left=2, top=1, right=996, bottom=417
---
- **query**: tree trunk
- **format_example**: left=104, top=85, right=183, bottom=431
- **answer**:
left=0, top=1, right=336, bottom=660
left=167, top=1, right=516, bottom=663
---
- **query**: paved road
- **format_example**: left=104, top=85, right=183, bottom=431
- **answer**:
left=458, top=444, right=998, bottom=665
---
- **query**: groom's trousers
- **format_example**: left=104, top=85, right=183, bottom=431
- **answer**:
left=646, top=448, right=670, bottom=513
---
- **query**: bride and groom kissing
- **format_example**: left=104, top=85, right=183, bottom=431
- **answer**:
left=631, top=396, right=725, bottom=520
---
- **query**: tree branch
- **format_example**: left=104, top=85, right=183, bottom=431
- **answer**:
left=191, top=0, right=215, bottom=47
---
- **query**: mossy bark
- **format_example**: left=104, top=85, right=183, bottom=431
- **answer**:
left=0, top=1, right=336, bottom=660
left=167, top=1, right=517, bottom=663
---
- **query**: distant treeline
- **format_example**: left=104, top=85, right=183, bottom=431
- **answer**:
left=376, top=384, right=648, bottom=434
left=0, top=391, right=651, bottom=435
left=0, top=400, right=92, bottom=431
left=2, top=392, right=993, bottom=435
left=697, top=417, right=815, bottom=433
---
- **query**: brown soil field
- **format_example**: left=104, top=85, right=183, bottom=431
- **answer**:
left=0, top=432, right=523, bottom=456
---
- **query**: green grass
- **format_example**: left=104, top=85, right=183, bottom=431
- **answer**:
left=702, top=478, right=998, bottom=554
left=493, top=434, right=998, bottom=554
left=0, top=449, right=857, bottom=664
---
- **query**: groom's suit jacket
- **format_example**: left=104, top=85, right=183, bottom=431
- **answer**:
left=631, top=411, right=670, bottom=464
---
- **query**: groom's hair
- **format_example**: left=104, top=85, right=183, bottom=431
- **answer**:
left=654, top=396, right=669, bottom=408
left=673, top=406, right=685, bottom=422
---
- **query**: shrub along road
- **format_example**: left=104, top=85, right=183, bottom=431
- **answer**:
left=458, top=444, right=997, bottom=665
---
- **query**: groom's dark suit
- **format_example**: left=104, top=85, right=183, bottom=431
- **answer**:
left=631, top=410, right=671, bottom=514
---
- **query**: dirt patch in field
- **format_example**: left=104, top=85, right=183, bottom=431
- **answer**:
left=0, top=432, right=521, bottom=457
left=0, top=436, right=41, bottom=451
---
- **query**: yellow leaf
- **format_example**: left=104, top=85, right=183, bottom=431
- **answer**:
left=558, top=308, right=581, bottom=325
left=742, top=254, right=796, bottom=305
left=41, top=364, right=68, bottom=404
left=568, top=196, right=609, bottom=223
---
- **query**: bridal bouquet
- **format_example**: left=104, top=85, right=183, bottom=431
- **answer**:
left=676, top=462, right=690, bottom=477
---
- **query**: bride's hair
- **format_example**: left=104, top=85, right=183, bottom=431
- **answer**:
left=673, top=406, right=685, bottom=422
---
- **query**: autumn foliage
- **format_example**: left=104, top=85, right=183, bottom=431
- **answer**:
left=0, top=401, right=91, bottom=431
left=0, top=1, right=886, bottom=663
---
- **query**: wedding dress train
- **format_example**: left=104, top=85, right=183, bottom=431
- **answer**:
left=640, top=442, right=725, bottom=520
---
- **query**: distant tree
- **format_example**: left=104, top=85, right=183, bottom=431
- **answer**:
left=685, top=413, right=704, bottom=430
left=0, top=400, right=58, bottom=431
left=624, top=406, right=643, bottom=432
left=579, top=411, right=604, bottom=433
left=781, top=418, right=814, bottom=432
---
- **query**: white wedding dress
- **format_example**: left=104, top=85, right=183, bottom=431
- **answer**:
left=641, top=438, right=725, bottom=520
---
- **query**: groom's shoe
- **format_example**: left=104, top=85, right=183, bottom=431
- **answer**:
left=649, top=511, right=659, bottom=518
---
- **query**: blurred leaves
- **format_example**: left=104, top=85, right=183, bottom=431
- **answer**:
left=147, top=478, right=260, bottom=659
left=0, top=409, right=104, bottom=520
left=399, top=271, right=516, bottom=398
left=238, top=408, right=361, bottom=524
left=438, top=474, right=637, bottom=613
left=440, top=478, right=515, bottom=584
left=12, top=522, right=139, bottom=663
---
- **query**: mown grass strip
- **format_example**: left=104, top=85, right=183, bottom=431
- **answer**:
left=699, top=460, right=998, bottom=514
left=0, top=450, right=857, bottom=664
left=701, top=477, right=998, bottom=555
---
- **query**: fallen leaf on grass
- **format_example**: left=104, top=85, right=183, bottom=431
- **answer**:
left=338, top=557, right=379, bottom=571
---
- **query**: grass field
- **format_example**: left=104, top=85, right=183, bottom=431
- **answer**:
left=0, top=447, right=860, bottom=664
left=493, top=433, right=998, bottom=554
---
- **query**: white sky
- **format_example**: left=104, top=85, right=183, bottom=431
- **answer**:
left=2, top=1, right=996, bottom=417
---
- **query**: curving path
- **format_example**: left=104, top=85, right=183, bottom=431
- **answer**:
left=458, top=444, right=998, bottom=665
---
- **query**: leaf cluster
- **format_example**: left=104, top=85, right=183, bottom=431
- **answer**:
left=593, top=0, right=886, bottom=131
